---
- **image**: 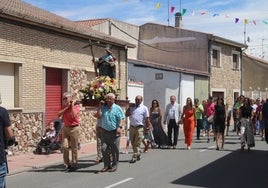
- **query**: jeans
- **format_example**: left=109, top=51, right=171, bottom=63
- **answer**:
left=0, top=163, right=7, bottom=188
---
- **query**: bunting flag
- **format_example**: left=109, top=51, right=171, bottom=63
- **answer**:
left=155, top=3, right=161, bottom=9
left=213, top=13, right=219, bottom=17
left=182, top=8, right=187, bottom=16
left=235, top=18, right=239, bottom=23
left=244, top=19, right=248, bottom=24
left=170, top=6, right=175, bottom=14
left=200, top=11, right=206, bottom=15
left=253, top=20, right=256, bottom=25
left=192, top=11, right=195, bottom=16
left=263, top=20, right=268, bottom=25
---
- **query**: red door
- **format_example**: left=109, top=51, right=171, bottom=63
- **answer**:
left=45, top=68, right=62, bottom=125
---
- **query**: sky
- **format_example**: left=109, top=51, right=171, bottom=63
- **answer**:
left=22, top=0, right=268, bottom=60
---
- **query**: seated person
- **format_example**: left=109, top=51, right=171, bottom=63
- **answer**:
left=41, top=121, right=56, bottom=144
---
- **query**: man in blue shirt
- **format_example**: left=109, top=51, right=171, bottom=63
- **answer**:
left=95, top=93, right=125, bottom=172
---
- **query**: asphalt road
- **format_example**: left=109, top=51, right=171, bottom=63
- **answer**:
left=7, top=131, right=268, bottom=188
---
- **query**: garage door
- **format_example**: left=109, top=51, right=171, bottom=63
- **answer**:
left=45, top=68, right=62, bottom=125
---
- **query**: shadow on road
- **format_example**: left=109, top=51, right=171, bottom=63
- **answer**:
left=30, top=159, right=99, bottom=173
left=171, top=149, right=268, bottom=188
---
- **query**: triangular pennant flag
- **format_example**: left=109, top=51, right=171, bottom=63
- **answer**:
left=263, top=20, right=268, bottom=25
left=200, top=11, right=206, bottom=15
left=155, top=3, right=161, bottom=9
left=192, top=11, right=195, bottom=16
left=213, top=13, right=219, bottom=17
left=253, top=20, right=256, bottom=25
left=182, top=8, right=187, bottom=16
left=170, top=6, right=175, bottom=14
left=244, top=19, right=248, bottom=24
left=235, top=18, right=239, bottom=23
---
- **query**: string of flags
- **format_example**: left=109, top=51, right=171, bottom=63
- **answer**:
left=123, top=0, right=268, bottom=26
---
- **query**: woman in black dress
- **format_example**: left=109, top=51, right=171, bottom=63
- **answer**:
left=214, top=97, right=226, bottom=150
left=149, top=99, right=168, bottom=148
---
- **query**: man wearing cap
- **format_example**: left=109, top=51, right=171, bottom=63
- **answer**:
left=58, top=92, right=80, bottom=172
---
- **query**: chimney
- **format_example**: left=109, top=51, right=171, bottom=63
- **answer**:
left=175, top=12, right=182, bottom=28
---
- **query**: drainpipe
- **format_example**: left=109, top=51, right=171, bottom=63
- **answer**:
left=125, top=46, right=128, bottom=100
left=178, top=72, right=182, bottom=104
left=118, top=49, right=121, bottom=98
left=208, top=40, right=212, bottom=96
left=240, top=50, right=243, bottom=95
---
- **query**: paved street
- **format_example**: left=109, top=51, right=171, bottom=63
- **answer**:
left=7, top=130, right=268, bottom=188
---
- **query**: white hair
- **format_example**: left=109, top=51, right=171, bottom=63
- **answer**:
left=107, top=93, right=116, bottom=99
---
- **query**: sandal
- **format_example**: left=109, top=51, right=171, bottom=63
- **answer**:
left=100, top=166, right=109, bottom=172
left=95, top=157, right=102, bottom=164
left=108, top=167, right=117, bottom=172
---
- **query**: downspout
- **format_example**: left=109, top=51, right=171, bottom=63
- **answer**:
left=125, top=46, right=128, bottom=100
left=208, top=39, right=212, bottom=96
left=240, top=50, right=243, bottom=95
left=178, top=72, right=182, bottom=104
left=118, top=49, right=121, bottom=98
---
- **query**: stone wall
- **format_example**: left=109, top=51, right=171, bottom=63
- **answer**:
left=7, top=108, right=97, bottom=155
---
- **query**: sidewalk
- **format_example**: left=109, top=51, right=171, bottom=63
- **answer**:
left=7, top=137, right=127, bottom=175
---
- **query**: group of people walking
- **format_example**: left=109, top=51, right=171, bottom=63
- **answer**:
left=57, top=91, right=268, bottom=173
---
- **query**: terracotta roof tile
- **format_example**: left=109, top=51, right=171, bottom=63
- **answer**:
left=76, top=18, right=110, bottom=27
left=0, top=0, right=135, bottom=48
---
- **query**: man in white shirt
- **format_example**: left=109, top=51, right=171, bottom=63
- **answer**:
left=163, top=95, right=181, bottom=149
left=126, top=95, right=152, bottom=163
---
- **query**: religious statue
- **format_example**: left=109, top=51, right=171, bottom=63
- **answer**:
left=93, top=48, right=116, bottom=78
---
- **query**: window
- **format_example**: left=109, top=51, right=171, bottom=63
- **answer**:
left=0, top=62, right=20, bottom=108
left=211, top=46, right=221, bottom=67
left=232, top=51, right=240, bottom=70
left=155, top=73, right=163, bottom=80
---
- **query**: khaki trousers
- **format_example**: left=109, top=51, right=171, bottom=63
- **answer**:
left=129, top=126, right=144, bottom=159
left=62, top=126, right=80, bottom=167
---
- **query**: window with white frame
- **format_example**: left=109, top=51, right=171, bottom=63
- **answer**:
left=0, top=62, right=20, bottom=108
left=211, top=46, right=221, bottom=67
left=232, top=51, right=240, bottom=70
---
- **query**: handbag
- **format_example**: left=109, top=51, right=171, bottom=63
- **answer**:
left=207, top=115, right=214, bottom=123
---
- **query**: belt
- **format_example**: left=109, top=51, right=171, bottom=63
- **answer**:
left=102, top=129, right=116, bottom=132
left=130, top=125, right=144, bottom=128
left=65, top=124, right=79, bottom=127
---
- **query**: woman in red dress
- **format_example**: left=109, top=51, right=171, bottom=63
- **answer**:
left=181, top=97, right=196, bottom=150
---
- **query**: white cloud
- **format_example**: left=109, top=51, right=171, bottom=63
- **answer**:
left=21, top=0, right=268, bottom=60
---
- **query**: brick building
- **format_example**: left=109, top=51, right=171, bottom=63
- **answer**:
left=0, top=0, right=134, bottom=153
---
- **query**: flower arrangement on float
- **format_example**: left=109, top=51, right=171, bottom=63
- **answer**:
left=79, top=76, right=118, bottom=101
